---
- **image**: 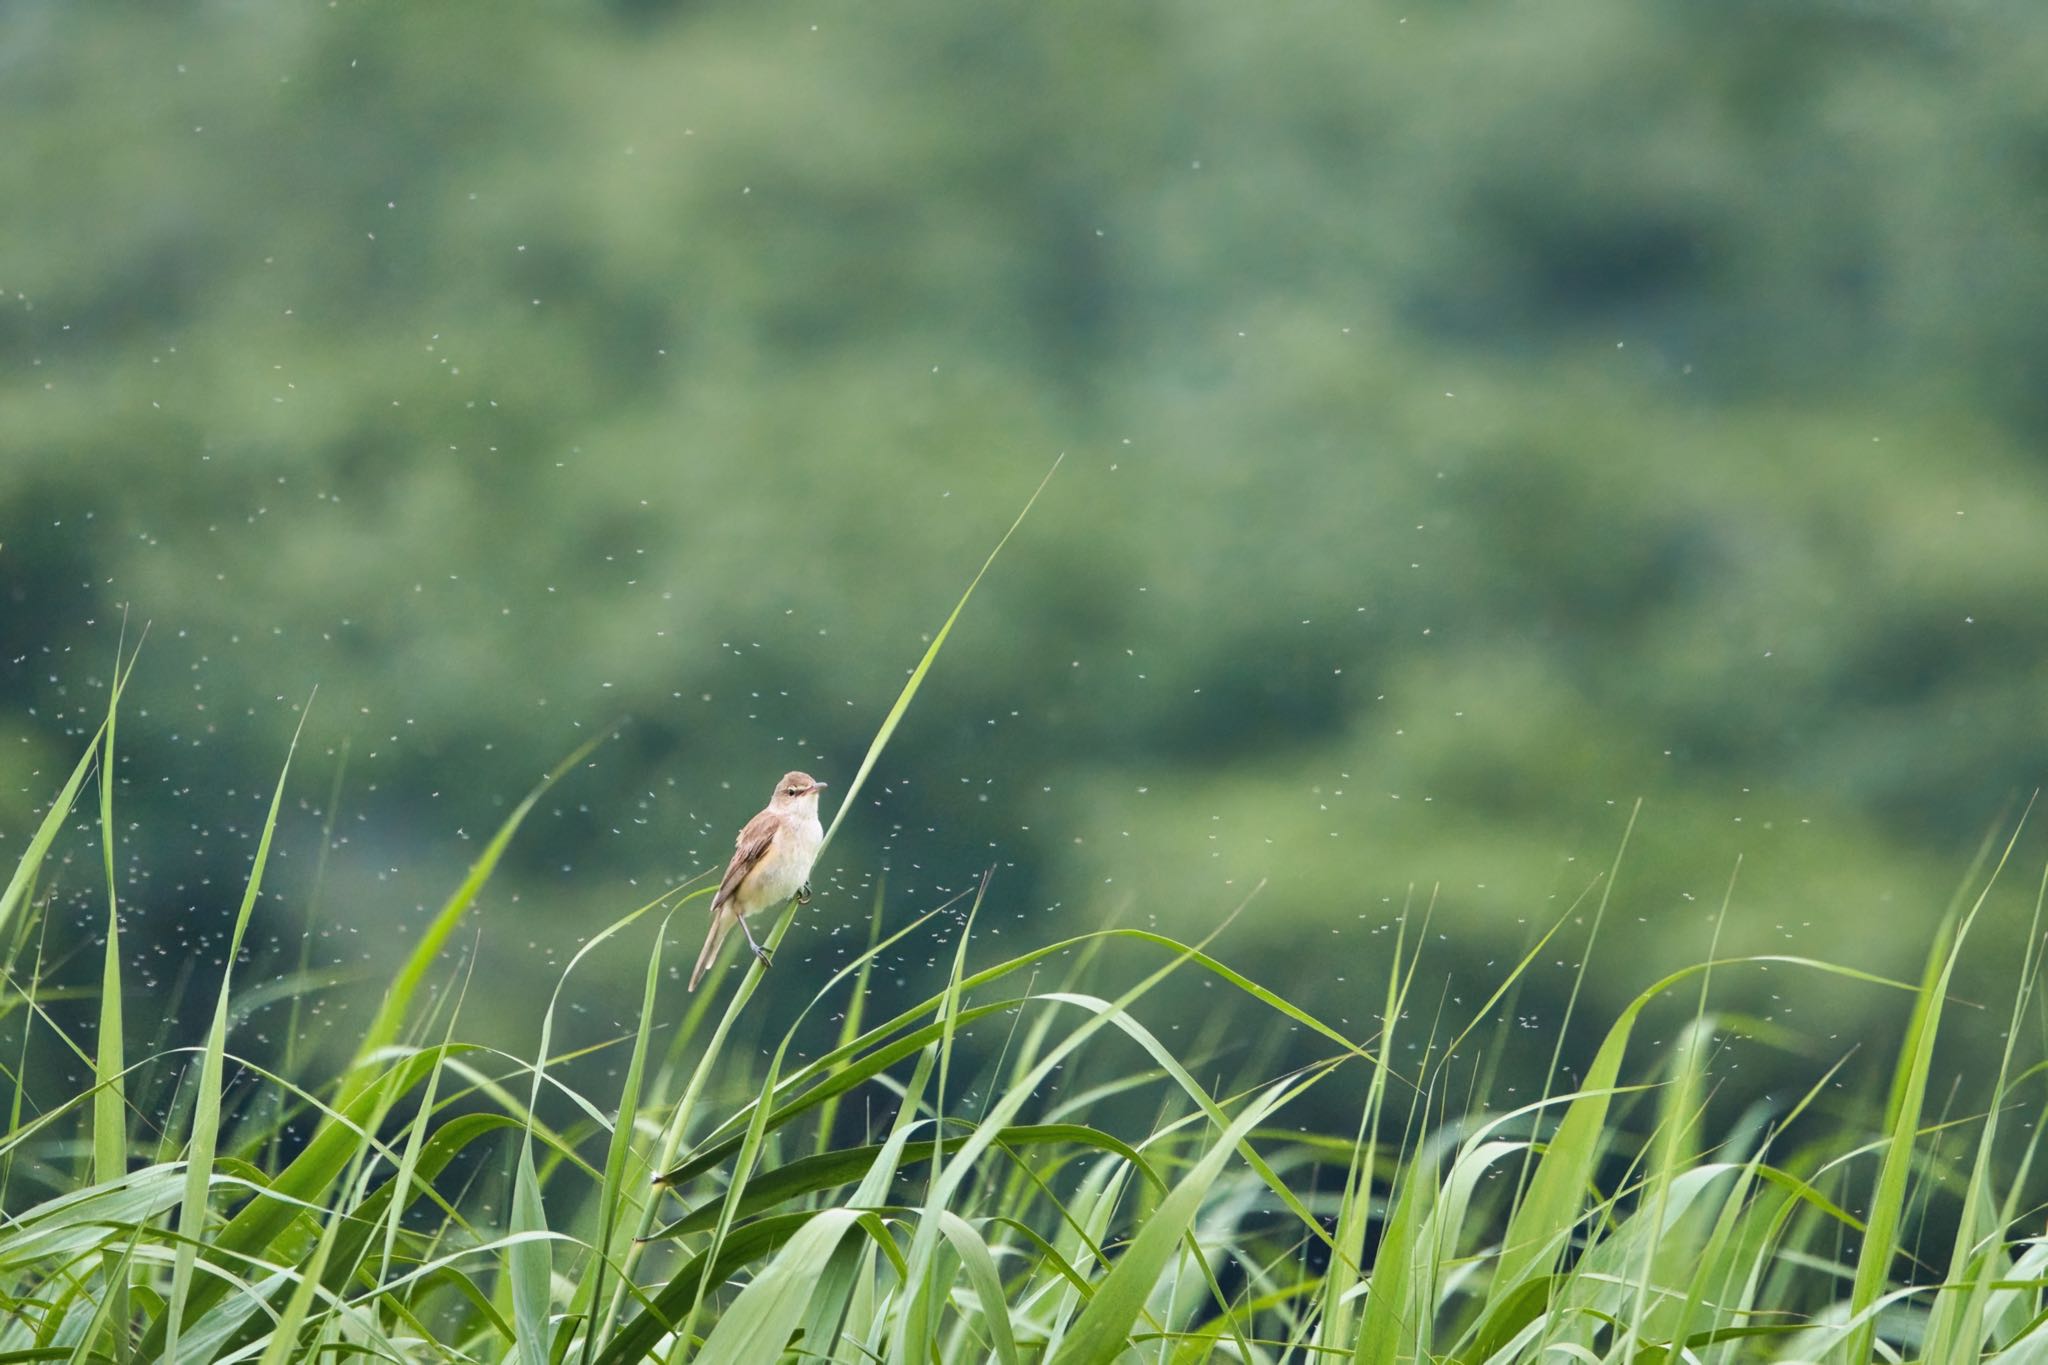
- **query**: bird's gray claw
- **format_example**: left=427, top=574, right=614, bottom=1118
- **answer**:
left=752, top=945, right=775, bottom=969
left=796, top=883, right=813, bottom=905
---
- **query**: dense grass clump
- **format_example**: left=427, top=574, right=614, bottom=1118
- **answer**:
left=5, top=516, right=2048, bottom=1361
left=5, top=690, right=2047, bottom=1363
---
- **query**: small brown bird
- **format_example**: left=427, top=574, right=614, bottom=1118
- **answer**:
left=688, top=771, right=829, bottom=992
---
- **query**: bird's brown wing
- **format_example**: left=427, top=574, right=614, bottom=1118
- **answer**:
left=710, top=809, right=780, bottom=914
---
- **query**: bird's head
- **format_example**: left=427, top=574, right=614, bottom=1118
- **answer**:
left=772, top=771, right=828, bottom=810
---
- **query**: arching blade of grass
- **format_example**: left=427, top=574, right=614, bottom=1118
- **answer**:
left=1351, top=913, right=1443, bottom=1365
left=930, top=1210, right=1021, bottom=1365
left=657, top=926, right=1375, bottom=1191
left=137, top=1042, right=487, bottom=1356
left=644, top=1123, right=1162, bottom=1242
left=1653, top=1056, right=1850, bottom=1364
left=802, top=1043, right=937, bottom=1362
left=591, top=1212, right=824, bottom=1365
left=161, top=701, right=309, bottom=1365
left=647, top=902, right=953, bottom=1193
left=508, top=1127, right=551, bottom=1365
left=253, top=1029, right=435, bottom=1365
left=342, top=979, right=473, bottom=1347
left=887, top=915, right=1244, bottom=1365
left=668, top=897, right=970, bottom=1355
left=691, top=1208, right=901, bottom=1365
left=93, top=641, right=135, bottom=1190
left=1045, top=1068, right=1324, bottom=1365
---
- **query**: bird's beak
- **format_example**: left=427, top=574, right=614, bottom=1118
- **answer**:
left=811, top=781, right=830, bottom=791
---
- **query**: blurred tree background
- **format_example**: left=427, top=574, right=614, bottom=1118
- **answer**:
left=4, top=0, right=2047, bottom=1087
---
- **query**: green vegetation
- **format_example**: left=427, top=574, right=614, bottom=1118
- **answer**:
left=6, top=548, right=2047, bottom=1362
left=8, top=4, right=2048, bottom=1357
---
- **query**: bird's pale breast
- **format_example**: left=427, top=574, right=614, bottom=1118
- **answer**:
left=738, top=814, right=822, bottom=914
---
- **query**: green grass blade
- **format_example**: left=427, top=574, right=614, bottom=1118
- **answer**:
left=0, top=720, right=109, bottom=942
left=692, top=1209, right=895, bottom=1364
left=509, top=1136, right=552, bottom=1365
left=644, top=1122, right=1161, bottom=1242
left=817, top=456, right=1060, bottom=856
left=1492, top=953, right=1919, bottom=1301
left=1047, top=1070, right=1318, bottom=1365
left=348, top=729, right=609, bottom=1093
left=92, top=644, right=136, bottom=1364
left=934, top=1209, right=1022, bottom=1365
left=577, top=912, right=673, bottom=1364
left=161, top=702, right=309, bottom=1363
left=1842, top=810, right=2020, bottom=1363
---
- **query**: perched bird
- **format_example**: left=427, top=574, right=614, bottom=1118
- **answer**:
left=688, top=771, right=829, bottom=992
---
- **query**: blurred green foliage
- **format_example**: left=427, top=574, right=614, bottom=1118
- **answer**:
left=4, top=0, right=2047, bottom=1054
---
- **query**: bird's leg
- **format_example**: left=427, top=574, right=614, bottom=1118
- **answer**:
left=795, top=882, right=813, bottom=905
left=737, top=914, right=773, bottom=968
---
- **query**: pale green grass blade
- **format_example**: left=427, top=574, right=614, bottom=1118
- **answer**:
left=144, top=1015, right=479, bottom=1358
left=1843, top=811, right=2019, bottom=1365
left=592, top=1212, right=824, bottom=1365
left=646, top=902, right=947, bottom=1192
left=376, top=972, right=474, bottom=1289
left=252, top=1183, right=349, bottom=1365
left=933, top=1209, right=1022, bottom=1365
left=1047, top=1070, right=1317, bottom=1365
left=577, top=912, right=673, bottom=1365
left=162, top=702, right=309, bottom=1364
left=852, top=1045, right=938, bottom=1207
left=784, top=1045, right=934, bottom=1364
left=1031, top=986, right=1342, bottom=1284
left=1314, top=1065, right=1386, bottom=1351
left=791, top=1224, right=883, bottom=1364
left=93, top=643, right=136, bottom=1364
left=692, top=1208, right=894, bottom=1364
left=93, top=643, right=134, bottom=1190
left=0, top=717, right=109, bottom=942
left=508, top=1137, right=552, bottom=1365
left=1924, top=861, right=2046, bottom=1361
left=66, top=1230, right=143, bottom=1365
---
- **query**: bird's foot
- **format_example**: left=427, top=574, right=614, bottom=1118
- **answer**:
left=795, top=882, right=813, bottom=905
left=750, top=943, right=775, bottom=969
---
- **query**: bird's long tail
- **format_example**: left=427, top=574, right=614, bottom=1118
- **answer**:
left=688, top=910, right=733, bottom=993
